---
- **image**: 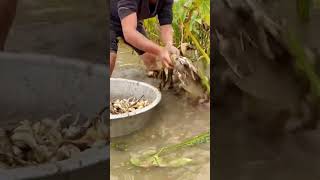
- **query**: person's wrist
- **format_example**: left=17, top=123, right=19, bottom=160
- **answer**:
left=164, top=44, right=173, bottom=54
left=164, top=42, right=173, bottom=47
left=157, top=46, right=165, bottom=56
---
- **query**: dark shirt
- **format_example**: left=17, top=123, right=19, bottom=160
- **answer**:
left=111, top=0, right=174, bottom=29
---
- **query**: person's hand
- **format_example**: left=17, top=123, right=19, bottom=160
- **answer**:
left=165, top=44, right=180, bottom=56
left=158, top=47, right=173, bottom=69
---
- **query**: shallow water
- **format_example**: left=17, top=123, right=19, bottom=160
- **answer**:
left=110, top=43, right=210, bottom=180
left=6, top=0, right=106, bottom=63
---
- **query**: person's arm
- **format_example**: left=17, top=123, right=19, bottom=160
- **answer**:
left=118, top=0, right=173, bottom=67
left=120, top=13, right=173, bottom=68
left=118, top=0, right=161, bottom=54
left=160, top=24, right=174, bottom=46
left=121, top=13, right=162, bottom=56
left=158, top=0, right=179, bottom=55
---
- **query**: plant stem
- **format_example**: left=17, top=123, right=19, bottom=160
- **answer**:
left=286, top=30, right=320, bottom=98
left=185, top=27, right=210, bottom=65
left=157, top=131, right=210, bottom=156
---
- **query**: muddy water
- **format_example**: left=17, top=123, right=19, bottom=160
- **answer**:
left=110, top=43, right=210, bottom=180
left=5, top=0, right=106, bottom=63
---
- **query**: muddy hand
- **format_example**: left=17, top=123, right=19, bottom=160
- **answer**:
left=165, top=44, right=180, bottom=56
left=159, top=47, right=174, bottom=69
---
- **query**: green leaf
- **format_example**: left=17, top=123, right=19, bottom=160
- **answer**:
left=111, top=142, right=128, bottom=151
left=129, top=156, right=156, bottom=168
left=129, top=132, right=210, bottom=168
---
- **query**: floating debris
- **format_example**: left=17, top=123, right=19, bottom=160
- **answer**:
left=130, top=131, right=210, bottom=168
left=0, top=108, right=108, bottom=169
left=110, top=96, right=150, bottom=115
left=111, top=142, right=128, bottom=152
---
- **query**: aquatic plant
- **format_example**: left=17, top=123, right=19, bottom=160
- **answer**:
left=129, top=131, right=210, bottom=168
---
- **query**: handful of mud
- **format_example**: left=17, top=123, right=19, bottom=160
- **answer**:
left=110, top=96, right=150, bottom=115
left=0, top=113, right=108, bottom=169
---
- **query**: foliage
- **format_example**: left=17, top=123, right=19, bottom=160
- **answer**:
left=288, top=33, right=320, bottom=98
left=171, top=0, right=210, bottom=57
left=143, top=17, right=161, bottom=44
left=294, top=0, right=320, bottom=99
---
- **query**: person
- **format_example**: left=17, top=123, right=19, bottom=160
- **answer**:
left=0, top=0, right=17, bottom=50
left=110, top=0, right=180, bottom=77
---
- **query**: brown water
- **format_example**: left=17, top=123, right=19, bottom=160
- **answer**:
left=5, top=0, right=106, bottom=63
left=110, top=43, right=210, bottom=180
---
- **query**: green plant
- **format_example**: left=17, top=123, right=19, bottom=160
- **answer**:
left=129, top=131, right=210, bottom=168
left=144, top=17, right=161, bottom=43
left=294, top=0, right=320, bottom=98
